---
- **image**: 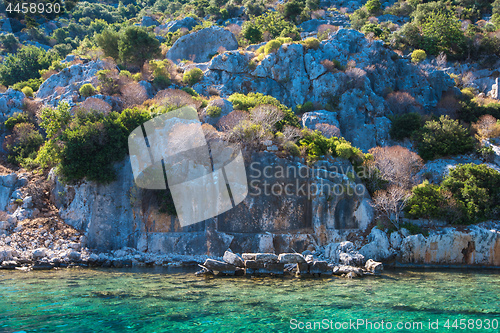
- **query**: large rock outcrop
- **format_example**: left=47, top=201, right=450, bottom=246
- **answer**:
left=166, top=27, right=238, bottom=63
left=50, top=152, right=373, bottom=255
left=200, top=29, right=456, bottom=151
left=37, top=60, right=105, bottom=107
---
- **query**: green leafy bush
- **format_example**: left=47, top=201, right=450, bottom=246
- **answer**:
left=227, top=92, right=300, bottom=130
left=389, top=112, right=422, bottom=140
left=242, top=12, right=300, bottom=42
left=149, top=60, right=171, bottom=88
left=79, top=83, right=96, bottom=97
left=405, top=180, right=448, bottom=219
left=301, top=37, right=320, bottom=50
left=11, top=78, right=42, bottom=92
left=416, top=116, right=475, bottom=160
left=442, top=164, right=500, bottom=223
left=299, top=129, right=364, bottom=164
left=206, top=105, right=222, bottom=118
left=419, top=10, right=466, bottom=56
left=365, top=0, right=381, bottom=14
left=283, top=141, right=300, bottom=156
left=263, top=40, right=283, bottom=54
left=183, top=68, right=204, bottom=86
left=295, top=101, right=314, bottom=114
left=6, top=123, right=43, bottom=165
left=4, top=112, right=29, bottom=130
left=242, top=24, right=263, bottom=44
left=0, top=46, right=58, bottom=87
left=181, top=87, right=199, bottom=96
left=21, top=86, right=33, bottom=98
left=411, top=49, right=427, bottom=63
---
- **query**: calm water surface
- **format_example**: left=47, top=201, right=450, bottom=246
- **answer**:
left=0, top=267, right=499, bottom=332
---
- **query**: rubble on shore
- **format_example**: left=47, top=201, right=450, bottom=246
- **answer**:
left=195, top=249, right=383, bottom=279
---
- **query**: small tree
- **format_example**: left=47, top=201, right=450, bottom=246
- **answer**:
left=95, top=28, right=120, bottom=61
left=416, top=115, right=475, bottom=160
left=372, top=185, right=411, bottom=229
left=365, top=0, right=381, bottom=13
left=118, top=26, right=161, bottom=67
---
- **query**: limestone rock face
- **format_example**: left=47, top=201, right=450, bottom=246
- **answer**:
left=37, top=60, right=105, bottom=107
left=51, top=152, right=373, bottom=255
left=157, top=17, right=200, bottom=34
left=400, top=225, right=500, bottom=266
left=302, top=110, right=340, bottom=130
left=359, top=228, right=395, bottom=261
left=0, top=89, right=25, bottom=122
left=166, top=27, right=238, bottom=63
left=200, top=28, right=455, bottom=151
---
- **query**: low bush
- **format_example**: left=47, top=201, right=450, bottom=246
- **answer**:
left=6, top=123, right=43, bottom=165
left=365, top=0, right=381, bottom=14
left=149, top=59, right=171, bottom=88
left=416, top=115, right=475, bottom=160
left=441, top=163, right=500, bottom=223
left=206, top=105, right=222, bottom=118
left=301, top=37, right=320, bottom=50
left=79, top=83, right=96, bottom=97
left=389, top=112, right=422, bottom=140
left=11, top=78, right=42, bottom=92
left=21, top=86, right=33, bottom=98
left=411, top=49, right=427, bottom=63
left=299, top=129, right=364, bottom=164
left=263, top=40, right=283, bottom=55
left=182, top=68, right=203, bottom=86
left=405, top=180, right=448, bottom=219
left=283, top=141, right=300, bottom=156
left=227, top=92, right=300, bottom=130
left=4, top=112, right=29, bottom=130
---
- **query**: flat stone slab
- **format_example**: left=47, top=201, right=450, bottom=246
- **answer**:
left=223, top=251, right=244, bottom=267
left=278, top=253, right=306, bottom=264
left=333, top=265, right=363, bottom=276
left=203, top=259, right=237, bottom=273
left=310, top=261, right=332, bottom=275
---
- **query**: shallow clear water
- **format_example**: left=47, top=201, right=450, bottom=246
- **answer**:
left=0, top=267, right=499, bottom=333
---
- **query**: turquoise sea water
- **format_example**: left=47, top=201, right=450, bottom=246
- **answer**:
left=0, top=267, right=499, bottom=333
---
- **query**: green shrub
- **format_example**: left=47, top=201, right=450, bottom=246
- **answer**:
left=243, top=12, right=300, bottom=41
left=420, top=10, right=466, bottom=56
left=21, top=86, right=33, bottom=98
left=441, top=164, right=500, bottom=223
left=361, top=23, right=386, bottom=38
left=11, top=78, right=42, bottom=92
left=302, top=37, right=320, bottom=50
left=242, top=23, right=263, bottom=44
left=264, top=40, right=283, bottom=55
left=97, top=70, right=119, bottom=95
left=4, top=113, right=29, bottom=130
left=405, top=180, right=448, bottom=219
left=283, top=141, right=300, bottom=156
left=6, top=123, right=44, bottom=165
left=389, top=112, right=422, bottom=140
left=400, top=222, right=428, bottom=236
left=299, top=129, right=364, bottom=164
left=416, top=115, right=475, bottom=160
left=365, top=0, right=381, bottom=14
left=350, top=8, right=369, bottom=30
left=183, top=68, right=204, bottom=86
left=296, top=101, right=314, bottom=114
left=227, top=92, right=300, bottom=130
left=411, top=49, right=427, bottom=63
left=79, top=83, right=96, bottom=97
left=206, top=105, right=222, bottom=118
left=181, top=87, right=199, bottom=97
left=149, top=60, right=171, bottom=88
left=0, top=45, right=58, bottom=87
